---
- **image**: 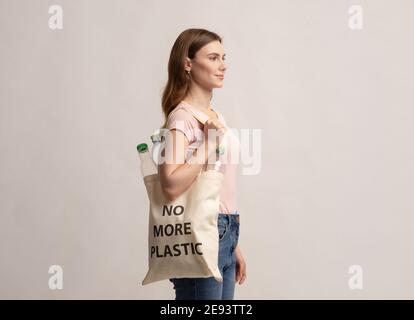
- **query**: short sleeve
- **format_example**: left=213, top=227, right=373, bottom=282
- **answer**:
left=166, top=109, right=197, bottom=143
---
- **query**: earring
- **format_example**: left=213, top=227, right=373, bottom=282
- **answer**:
left=186, top=70, right=191, bottom=79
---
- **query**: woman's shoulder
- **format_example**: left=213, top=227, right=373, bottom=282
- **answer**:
left=167, top=103, right=199, bottom=124
left=166, top=103, right=203, bottom=143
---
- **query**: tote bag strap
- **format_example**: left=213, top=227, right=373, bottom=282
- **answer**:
left=179, top=105, right=210, bottom=125
left=179, top=104, right=229, bottom=166
left=179, top=104, right=229, bottom=150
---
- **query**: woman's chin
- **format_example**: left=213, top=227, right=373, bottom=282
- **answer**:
left=214, top=81, right=224, bottom=88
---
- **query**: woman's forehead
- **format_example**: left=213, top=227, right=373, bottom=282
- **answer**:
left=199, top=41, right=224, bottom=55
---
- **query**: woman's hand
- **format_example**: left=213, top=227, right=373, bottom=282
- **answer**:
left=202, top=118, right=227, bottom=169
left=235, top=245, right=247, bottom=285
left=203, top=118, right=227, bottom=142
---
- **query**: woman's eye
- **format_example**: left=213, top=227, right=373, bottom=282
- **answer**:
left=210, top=57, right=226, bottom=62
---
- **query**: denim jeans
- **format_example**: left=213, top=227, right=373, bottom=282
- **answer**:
left=169, top=212, right=240, bottom=300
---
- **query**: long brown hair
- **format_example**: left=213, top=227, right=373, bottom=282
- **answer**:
left=160, top=28, right=222, bottom=129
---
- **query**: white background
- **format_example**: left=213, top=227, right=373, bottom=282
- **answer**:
left=1, top=0, right=413, bottom=299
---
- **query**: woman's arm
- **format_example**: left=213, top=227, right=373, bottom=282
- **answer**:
left=158, top=128, right=215, bottom=201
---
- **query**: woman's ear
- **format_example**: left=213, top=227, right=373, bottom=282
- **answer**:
left=184, top=57, right=192, bottom=71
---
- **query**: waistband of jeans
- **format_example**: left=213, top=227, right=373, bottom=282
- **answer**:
left=218, top=211, right=240, bottom=223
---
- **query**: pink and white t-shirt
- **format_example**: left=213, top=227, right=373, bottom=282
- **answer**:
left=166, top=100, right=240, bottom=215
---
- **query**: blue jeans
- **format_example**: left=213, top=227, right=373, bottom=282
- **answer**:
left=169, top=212, right=240, bottom=300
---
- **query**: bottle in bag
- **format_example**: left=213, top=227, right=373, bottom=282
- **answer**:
left=150, top=129, right=164, bottom=165
left=207, top=144, right=225, bottom=173
left=137, top=143, right=158, bottom=177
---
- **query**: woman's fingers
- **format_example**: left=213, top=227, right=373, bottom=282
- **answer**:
left=204, top=118, right=227, bottom=149
left=205, top=118, right=226, bottom=132
left=236, top=260, right=247, bottom=285
left=239, top=267, right=246, bottom=284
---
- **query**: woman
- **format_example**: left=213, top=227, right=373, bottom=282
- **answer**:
left=158, top=28, right=246, bottom=300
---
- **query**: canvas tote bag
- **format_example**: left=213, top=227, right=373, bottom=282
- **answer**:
left=142, top=106, right=225, bottom=285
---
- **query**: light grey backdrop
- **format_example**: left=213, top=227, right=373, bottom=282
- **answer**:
left=1, top=0, right=413, bottom=299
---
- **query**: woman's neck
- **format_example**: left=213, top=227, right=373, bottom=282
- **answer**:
left=182, top=99, right=213, bottom=113
left=183, top=90, right=213, bottom=112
